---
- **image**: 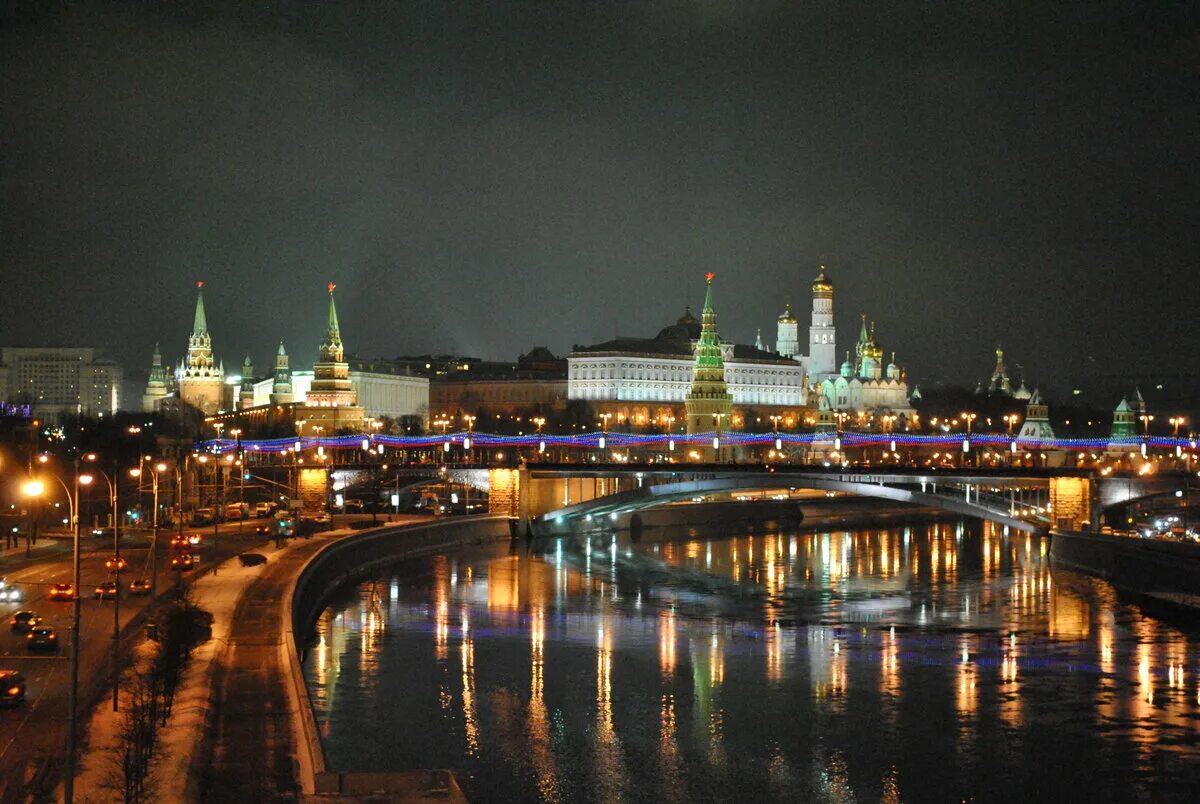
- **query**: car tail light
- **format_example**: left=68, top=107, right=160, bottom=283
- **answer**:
left=6, top=687, right=19, bottom=695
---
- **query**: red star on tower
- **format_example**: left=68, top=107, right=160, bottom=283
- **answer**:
left=705, top=271, right=715, bottom=283
left=327, top=281, right=336, bottom=295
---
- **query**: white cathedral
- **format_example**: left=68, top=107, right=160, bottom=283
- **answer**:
left=566, top=264, right=913, bottom=416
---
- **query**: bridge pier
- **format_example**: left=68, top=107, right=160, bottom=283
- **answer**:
left=1048, top=475, right=1096, bottom=531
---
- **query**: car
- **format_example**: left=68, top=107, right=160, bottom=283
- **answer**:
left=94, top=581, right=120, bottom=600
left=170, top=535, right=189, bottom=549
left=9, top=611, right=40, bottom=634
left=254, top=502, right=274, bottom=518
left=26, top=626, right=58, bottom=652
left=0, top=577, right=20, bottom=603
left=104, top=556, right=128, bottom=573
left=187, top=534, right=203, bottom=547
left=48, top=583, right=74, bottom=601
left=0, top=670, right=26, bottom=706
left=224, top=503, right=250, bottom=521
left=128, top=579, right=152, bottom=596
left=254, top=522, right=272, bottom=536
left=193, top=507, right=215, bottom=525
left=91, top=526, right=117, bottom=540
left=170, top=554, right=195, bottom=572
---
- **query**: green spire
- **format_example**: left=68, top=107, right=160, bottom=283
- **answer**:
left=858, top=313, right=869, bottom=344
left=692, top=272, right=727, bottom=376
left=277, top=339, right=287, bottom=356
left=193, top=281, right=208, bottom=336
left=327, top=283, right=341, bottom=338
left=320, top=282, right=344, bottom=362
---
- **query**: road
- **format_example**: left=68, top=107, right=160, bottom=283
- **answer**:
left=0, top=517, right=281, bottom=802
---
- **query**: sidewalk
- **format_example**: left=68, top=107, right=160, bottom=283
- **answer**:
left=69, top=535, right=333, bottom=802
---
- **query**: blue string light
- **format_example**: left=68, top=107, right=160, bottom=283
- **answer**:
left=196, top=430, right=1196, bottom=455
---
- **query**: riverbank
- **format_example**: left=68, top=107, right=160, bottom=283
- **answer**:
left=1051, top=529, right=1200, bottom=605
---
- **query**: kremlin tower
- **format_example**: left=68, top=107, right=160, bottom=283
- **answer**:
left=270, top=340, right=293, bottom=405
left=684, top=272, right=733, bottom=455
left=141, top=343, right=167, bottom=412
left=176, top=282, right=224, bottom=414
left=294, top=283, right=364, bottom=434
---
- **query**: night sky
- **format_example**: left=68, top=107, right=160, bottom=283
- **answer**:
left=3, top=2, right=1198, bottom=393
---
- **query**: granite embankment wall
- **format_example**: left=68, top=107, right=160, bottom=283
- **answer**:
left=1051, top=530, right=1200, bottom=597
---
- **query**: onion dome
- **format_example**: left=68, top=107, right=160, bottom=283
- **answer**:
left=840, top=351, right=854, bottom=378
left=777, top=302, right=798, bottom=324
left=812, top=264, right=833, bottom=296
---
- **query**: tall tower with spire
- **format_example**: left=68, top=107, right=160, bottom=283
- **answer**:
left=177, top=281, right=225, bottom=414
left=684, top=273, right=733, bottom=450
left=270, top=340, right=293, bottom=405
left=306, top=282, right=357, bottom=407
left=294, top=283, right=364, bottom=435
left=239, top=355, right=256, bottom=409
left=808, top=265, right=837, bottom=378
left=142, top=343, right=168, bottom=412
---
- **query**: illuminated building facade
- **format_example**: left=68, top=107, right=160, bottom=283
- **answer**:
left=0, top=346, right=122, bottom=418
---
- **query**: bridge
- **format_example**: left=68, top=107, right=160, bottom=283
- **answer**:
left=199, top=430, right=1196, bottom=535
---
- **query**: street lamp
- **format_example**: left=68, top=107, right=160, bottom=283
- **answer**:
left=84, top=453, right=123, bottom=712
left=24, top=463, right=88, bottom=804
left=599, top=413, right=612, bottom=452
left=532, top=416, right=546, bottom=456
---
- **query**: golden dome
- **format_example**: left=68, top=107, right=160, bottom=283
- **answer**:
left=812, top=264, right=833, bottom=295
left=777, top=303, right=798, bottom=324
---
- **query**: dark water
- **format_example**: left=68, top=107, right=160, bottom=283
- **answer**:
left=303, top=520, right=1200, bottom=803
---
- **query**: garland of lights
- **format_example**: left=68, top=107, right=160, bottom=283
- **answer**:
left=197, top=431, right=1200, bottom=455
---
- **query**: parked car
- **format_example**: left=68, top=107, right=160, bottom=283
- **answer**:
left=193, top=507, right=216, bottom=525
left=26, top=626, right=58, bottom=652
left=48, top=583, right=74, bottom=601
left=254, top=502, right=274, bottom=518
left=9, top=611, right=40, bottom=634
left=224, top=503, right=250, bottom=521
left=129, top=579, right=152, bottom=596
left=94, top=581, right=120, bottom=600
left=0, top=670, right=26, bottom=706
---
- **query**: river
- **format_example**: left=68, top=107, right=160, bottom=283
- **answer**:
left=303, top=519, right=1200, bottom=802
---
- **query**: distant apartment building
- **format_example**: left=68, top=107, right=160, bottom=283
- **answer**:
left=0, top=347, right=122, bottom=418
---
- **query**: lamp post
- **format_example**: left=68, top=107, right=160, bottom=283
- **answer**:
left=85, top=453, right=122, bottom=712
left=711, top=412, right=727, bottom=462
left=26, top=463, right=89, bottom=804
left=599, top=413, right=612, bottom=455
left=532, top=416, right=546, bottom=459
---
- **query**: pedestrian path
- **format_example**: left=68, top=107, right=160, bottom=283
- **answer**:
left=69, top=532, right=344, bottom=802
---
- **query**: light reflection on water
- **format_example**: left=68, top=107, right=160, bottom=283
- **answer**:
left=303, top=520, right=1200, bottom=802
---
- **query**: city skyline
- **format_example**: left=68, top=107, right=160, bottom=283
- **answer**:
left=4, top=3, right=1198, bottom=389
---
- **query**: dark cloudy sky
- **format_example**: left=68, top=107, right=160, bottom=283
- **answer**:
left=3, top=1, right=1198, bottom=393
